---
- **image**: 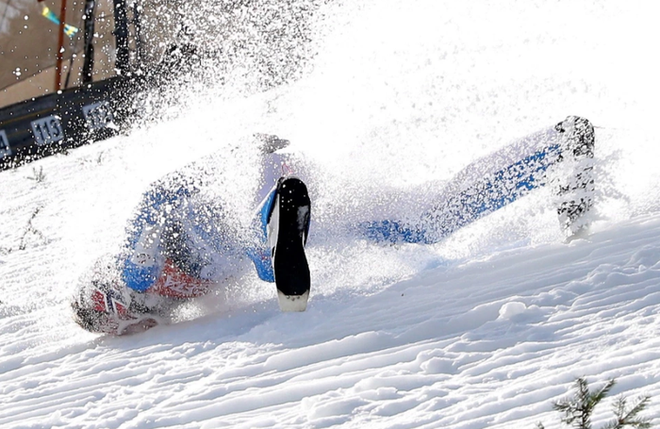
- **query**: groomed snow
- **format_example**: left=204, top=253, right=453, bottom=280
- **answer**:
left=2, top=1, right=660, bottom=428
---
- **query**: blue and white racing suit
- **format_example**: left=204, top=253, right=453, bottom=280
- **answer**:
left=118, top=116, right=593, bottom=300
left=120, top=150, right=299, bottom=299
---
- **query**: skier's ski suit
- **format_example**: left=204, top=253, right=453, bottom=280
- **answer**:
left=72, top=116, right=594, bottom=334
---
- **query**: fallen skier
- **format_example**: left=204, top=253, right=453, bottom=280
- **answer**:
left=71, top=116, right=594, bottom=335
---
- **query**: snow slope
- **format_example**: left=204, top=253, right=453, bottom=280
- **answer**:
left=2, top=0, right=660, bottom=428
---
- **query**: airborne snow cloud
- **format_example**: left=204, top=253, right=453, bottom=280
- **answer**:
left=1, top=0, right=660, bottom=428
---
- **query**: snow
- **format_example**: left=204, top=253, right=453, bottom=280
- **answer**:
left=2, top=0, right=660, bottom=428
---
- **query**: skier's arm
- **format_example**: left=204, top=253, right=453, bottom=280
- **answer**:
left=121, top=176, right=212, bottom=298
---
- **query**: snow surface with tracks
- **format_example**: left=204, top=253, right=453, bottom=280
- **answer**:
left=2, top=1, right=660, bottom=428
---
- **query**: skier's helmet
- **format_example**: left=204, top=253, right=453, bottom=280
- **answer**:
left=71, top=255, right=134, bottom=334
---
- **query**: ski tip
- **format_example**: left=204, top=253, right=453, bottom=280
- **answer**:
left=277, top=290, right=309, bottom=312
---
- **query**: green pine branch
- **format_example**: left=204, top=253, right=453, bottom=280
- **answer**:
left=553, top=378, right=616, bottom=429
left=535, top=377, right=653, bottom=429
left=602, top=395, right=652, bottom=429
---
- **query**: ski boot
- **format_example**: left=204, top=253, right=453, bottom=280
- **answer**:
left=554, top=116, right=595, bottom=236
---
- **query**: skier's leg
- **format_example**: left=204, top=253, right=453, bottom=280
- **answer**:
left=247, top=144, right=312, bottom=311
left=246, top=139, right=299, bottom=283
left=247, top=178, right=312, bottom=311
left=359, top=128, right=563, bottom=244
left=360, top=116, right=595, bottom=244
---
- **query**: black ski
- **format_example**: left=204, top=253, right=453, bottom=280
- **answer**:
left=268, top=177, right=311, bottom=311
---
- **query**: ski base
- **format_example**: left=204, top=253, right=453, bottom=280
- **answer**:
left=270, top=177, right=311, bottom=304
